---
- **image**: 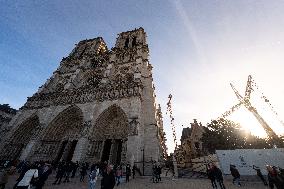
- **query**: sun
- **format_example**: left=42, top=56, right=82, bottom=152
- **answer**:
left=230, top=107, right=267, bottom=137
left=228, top=104, right=284, bottom=138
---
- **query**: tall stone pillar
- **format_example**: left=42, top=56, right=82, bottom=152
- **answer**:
left=72, top=120, right=91, bottom=162
left=121, top=138, right=127, bottom=165
left=20, top=140, right=36, bottom=160
left=108, top=139, right=114, bottom=164
left=72, top=137, right=88, bottom=162
left=20, top=123, right=44, bottom=161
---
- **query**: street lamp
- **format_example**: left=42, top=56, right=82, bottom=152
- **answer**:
left=141, top=148, right=145, bottom=176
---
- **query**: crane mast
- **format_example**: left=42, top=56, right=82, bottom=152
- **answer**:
left=221, top=75, right=280, bottom=142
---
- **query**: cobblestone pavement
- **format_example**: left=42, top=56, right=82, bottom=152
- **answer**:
left=6, top=174, right=268, bottom=189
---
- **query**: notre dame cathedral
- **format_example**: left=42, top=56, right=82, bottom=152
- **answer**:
left=0, top=28, right=167, bottom=174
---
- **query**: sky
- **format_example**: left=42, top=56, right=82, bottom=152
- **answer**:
left=1, top=0, right=284, bottom=153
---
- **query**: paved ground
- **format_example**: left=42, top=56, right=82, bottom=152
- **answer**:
left=6, top=174, right=269, bottom=189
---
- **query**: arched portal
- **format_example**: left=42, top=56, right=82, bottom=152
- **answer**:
left=87, top=105, right=129, bottom=165
left=1, top=115, right=39, bottom=161
left=33, top=106, right=83, bottom=162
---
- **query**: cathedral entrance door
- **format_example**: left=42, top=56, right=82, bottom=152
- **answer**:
left=55, top=140, right=68, bottom=163
left=101, top=139, right=112, bottom=162
left=113, top=139, right=122, bottom=165
left=66, top=140, right=78, bottom=161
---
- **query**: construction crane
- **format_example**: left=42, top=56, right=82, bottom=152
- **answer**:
left=220, top=75, right=281, bottom=142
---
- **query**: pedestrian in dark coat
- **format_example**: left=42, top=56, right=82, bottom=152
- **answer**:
left=52, top=162, right=65, bottom=185
left=132, top=165, right=136, bottom=179
left=63, top=162, right=72, bottom=183
left=71, top=161, right=79, bottom=178
left=101, top=165, right=115, bottom=189
left=125, top=164, right=131, bottom=183
left=80, top=163, right=88, bottom=182
left=213, top=165, right=226, bottom=189
left=253, top=165, right=268, bottom=186
left=207, top=164, right=217, bottom=189
left=267, top=165, right=284, bottom=189
left=0, top=167, right=9, bottom=189
left=157, top=165, right=162, bottom=182
left=230, top=165, right=241, bottom=186
left=36, top=164, right=52, bottom=189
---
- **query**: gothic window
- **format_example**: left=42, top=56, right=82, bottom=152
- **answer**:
left=132, top=37, right=137, bottom=47
left=194, top=142, right=200, bottom=149
left=124, top=38, right=129, bottom=48
left=125, top=73, right=134, bottom=83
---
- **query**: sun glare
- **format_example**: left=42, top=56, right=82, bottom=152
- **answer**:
left=230, top=107, right=267, bottom=138
left=228, top=90, right=284, bottom=138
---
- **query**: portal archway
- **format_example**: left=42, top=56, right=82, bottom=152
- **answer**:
left=87, top=105, right=129, bottom=165
left=33, top=105, right=83, bottom=162
left=1, top=115, right=39, bottom=161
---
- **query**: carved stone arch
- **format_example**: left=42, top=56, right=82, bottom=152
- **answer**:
left=91, top=104, right=129, bottom=140
left=0, top=114, right=40, bottom=160
left=42, top=105, right=83, bottom=141
left=86, top=104, right=129, bottom=164
left=32, top=105, right=84, bottom=161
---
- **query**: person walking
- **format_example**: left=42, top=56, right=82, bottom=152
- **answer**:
left=88, top=165, right=99, bottom=189
left=71, top=161, right=79, bottom=178
left=101, top=165, right=115, bottom=189
left=267, top=165, right=284, bottom=189
left=63, top=162, right=72, bottom=183
left=230, top=164, right=241, bottom=187
left=253, top=165, right=268, bottom=186
left=213, top=165, right=226, bottom=189
left=132, top=165, right=136, bottom=179
left=125, top=164, right=131, bottom=183
left=35, top=163, right=52, bottom=189
left=15, top=164, right=38, bottom=189
left=14, top=162, right=30, bottom=189
left=52, top=162, right=65, bottom=185
left=157, top=165, right=162, bottom=182
left=0, top=166, right=10, bottom=189
left=207, top=164, right=217, bottom=189
left=80, top=163, right=88, bottom=182
left=115, top=166, right=122, bottom=186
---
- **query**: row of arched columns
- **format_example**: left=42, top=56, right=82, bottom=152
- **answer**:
left=1, top=104, right=136, bottom=166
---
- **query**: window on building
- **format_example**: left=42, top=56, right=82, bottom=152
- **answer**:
left=195, top=142, right=200, bottom=149
left=132, top=37, right=137, bottom=47
left=124, top=38, right=129, bottom=48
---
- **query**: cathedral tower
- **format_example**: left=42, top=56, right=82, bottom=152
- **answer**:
left=0, top=28, right=166, bottom=175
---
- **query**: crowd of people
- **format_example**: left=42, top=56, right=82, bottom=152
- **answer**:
left=151, top=164, right=162, bottom=183
left=207, top=163, right=226, bottom=189
left=0, top=160, right=53, bottom=189
left=0, top=160, right=139, bottom=189
left=207, top=163, right=284, bottom=189
left=2, top=159, right=284, bottom=189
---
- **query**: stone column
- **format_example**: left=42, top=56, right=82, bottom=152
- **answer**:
left=108, top=139, right=114, bottom=164
left=72, top=120, right=91, bottom=162
left=20, top=124, right=44, bottom=161
left=72, top=137, right=88, bottom=162
left=19, top=140, right=36, bottom=160
left=121, top=138, right=127, bottom=165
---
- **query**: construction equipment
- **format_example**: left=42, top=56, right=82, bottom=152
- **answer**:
left=220, top=75, right=282, bottom=142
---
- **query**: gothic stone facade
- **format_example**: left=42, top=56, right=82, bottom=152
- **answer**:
left=0, top=28, right=165, bottom=174
left=0, top=104, right=17, bottom=145
left=175, top=119, right=204, bottom=168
